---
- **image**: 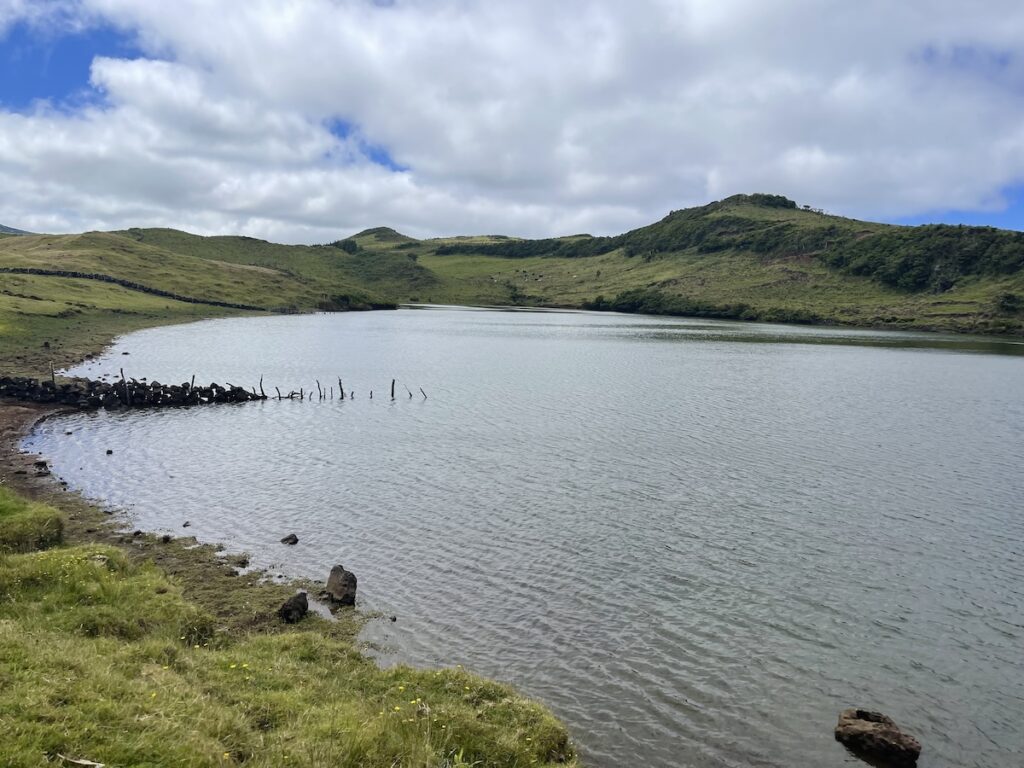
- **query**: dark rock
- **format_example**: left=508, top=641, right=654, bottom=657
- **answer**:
left=33, top=459, right=48, bottom=469
left=160, top=534, right=172, bottom=543
left=132, top=530, right=143, bottom=537
left=835, top=709, right=921, bottom=767
left=325, top=564, right=357, bottom=606
left=182, top=521, right=191, bottom=528
left=280, top=533, right=299, bottom=545
left=389, top=615, right=397, bottom=622
left=277, top=592, right=309, bottom=624
left=106, top=449, right=113, bottom=455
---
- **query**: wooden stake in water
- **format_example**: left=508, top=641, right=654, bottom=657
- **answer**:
left=120, top=368, right=131, bottom=405
left=391, top=379, right=396, bottom=400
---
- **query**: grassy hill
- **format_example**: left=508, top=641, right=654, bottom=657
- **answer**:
left=0, top=230, right=392, bottom=374
left=413, top=194, right=1024, bottom=333
left=0, top=224, right=32, bottom=236
left=3, top=194, right=1024, bottom=376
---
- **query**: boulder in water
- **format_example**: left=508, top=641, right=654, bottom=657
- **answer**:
left=324, top=564, right=357, bottom=606
left=835, top=709, right=921, bottom=766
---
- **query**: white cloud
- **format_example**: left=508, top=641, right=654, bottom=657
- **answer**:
left=2, top=0, right=1024, bottom=240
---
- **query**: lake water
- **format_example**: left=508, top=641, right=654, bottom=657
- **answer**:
left=25, top=307, right=1024, bottom=768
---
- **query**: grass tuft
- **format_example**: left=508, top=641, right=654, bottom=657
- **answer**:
left=0, top=485, right=63, bottom=553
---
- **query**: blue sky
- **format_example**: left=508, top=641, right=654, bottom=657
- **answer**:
left=0, top=20, right=138, bottom=110
left=2, top=1, right=1024, bottom=241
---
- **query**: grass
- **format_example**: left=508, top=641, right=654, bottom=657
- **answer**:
left=0, top=485, right=63, bottom=553
left=4, top=194, right=1023, bottom=380
left=0, top=488, right=577, bottom=767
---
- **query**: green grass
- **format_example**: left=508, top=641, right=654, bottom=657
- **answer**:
left=0, top=486, right=64, bottom=553
left=0, top=491, right=577, bottom=767
left=4, top=192, right=1024, bottom=382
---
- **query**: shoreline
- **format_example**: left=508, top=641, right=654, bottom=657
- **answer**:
left=0, top=314, right=581, bottom=766
left=0, top=398, right=358, bottom=638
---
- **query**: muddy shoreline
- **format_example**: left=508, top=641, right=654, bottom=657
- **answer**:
left=0, top=397, right=361, bottom=638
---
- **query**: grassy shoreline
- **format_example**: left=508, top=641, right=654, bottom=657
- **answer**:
left=0, top=313, right=579, bottom=766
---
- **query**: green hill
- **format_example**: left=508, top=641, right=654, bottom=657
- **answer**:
left=0, top=224, right=32, bottom=236
left=414, top=194, right=1024, bottom=333
left=0, top=230, right=393, bottom=374
left=3, top=194, right=1024, bottom=376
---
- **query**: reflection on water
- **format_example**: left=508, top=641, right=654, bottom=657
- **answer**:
left=26, top=308, right=1024, bottom=768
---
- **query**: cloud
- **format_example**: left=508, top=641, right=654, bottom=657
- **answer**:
left=2, top=0, right=1024, bottom=240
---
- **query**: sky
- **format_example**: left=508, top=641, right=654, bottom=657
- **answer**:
left=2, top=0, right=1024, bottom=242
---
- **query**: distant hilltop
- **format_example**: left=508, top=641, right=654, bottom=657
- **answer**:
left=1, top=193, right=1022, bottom=340
left=0, top=224, right=33, bottom=235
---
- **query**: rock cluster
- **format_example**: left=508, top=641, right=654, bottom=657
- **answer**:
left=835, top=708, right=921, bottom=766
left=0, top=376, right=265, bottom=410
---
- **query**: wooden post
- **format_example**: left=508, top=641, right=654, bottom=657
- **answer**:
left=259, top=375, right=265, bottom=398
left=329, top=387, right=333, bottom=400
left=391, top=379, right=395, bottom=400
left=190, top=374, right=195, bottom=389
left=50, top=362, right=56, bottom=387
left=419, top=388, right=427, bottom=400
left=275, top=386, right=282, bottom=400
left=120, top=368, right=131, bottom=406
left=316, top=380, right=323, bottom=400
left=300, top=387, right=304, bottom=401
left=339, top=378, right=344, bottom=400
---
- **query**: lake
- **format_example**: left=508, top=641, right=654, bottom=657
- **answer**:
left=25, top=307, right=1024, bottom=767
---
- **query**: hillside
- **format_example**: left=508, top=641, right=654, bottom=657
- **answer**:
left=0, top=224, right=32, bottom=236
left=3, top=194, right=1024, bottom=376
left=0, top=230, right=393, bottom=375
left=409, top=194, right=1024, bottom=334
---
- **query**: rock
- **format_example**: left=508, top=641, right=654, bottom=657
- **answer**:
left=277, top=592, right=309, bottom=624
left=389, top=615, right=397, bottom=623
left=106, top=449, right=113, bottom=455
left=835, top=709, right=921, bottom=767
left=182, top=521, right=191, bottom=528
left=280, top=533, right=299, bottom=545
left=325, top=564, right=357, bottom=606
left=160, top=534, right=172, bottom=543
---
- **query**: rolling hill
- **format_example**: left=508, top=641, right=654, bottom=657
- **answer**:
left=2, top=193, right=1023, bottom=375
left=0, top=224, right=32, bottom=236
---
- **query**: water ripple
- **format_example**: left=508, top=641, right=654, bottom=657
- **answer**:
left=24, top=308, right=1024, bottom=768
